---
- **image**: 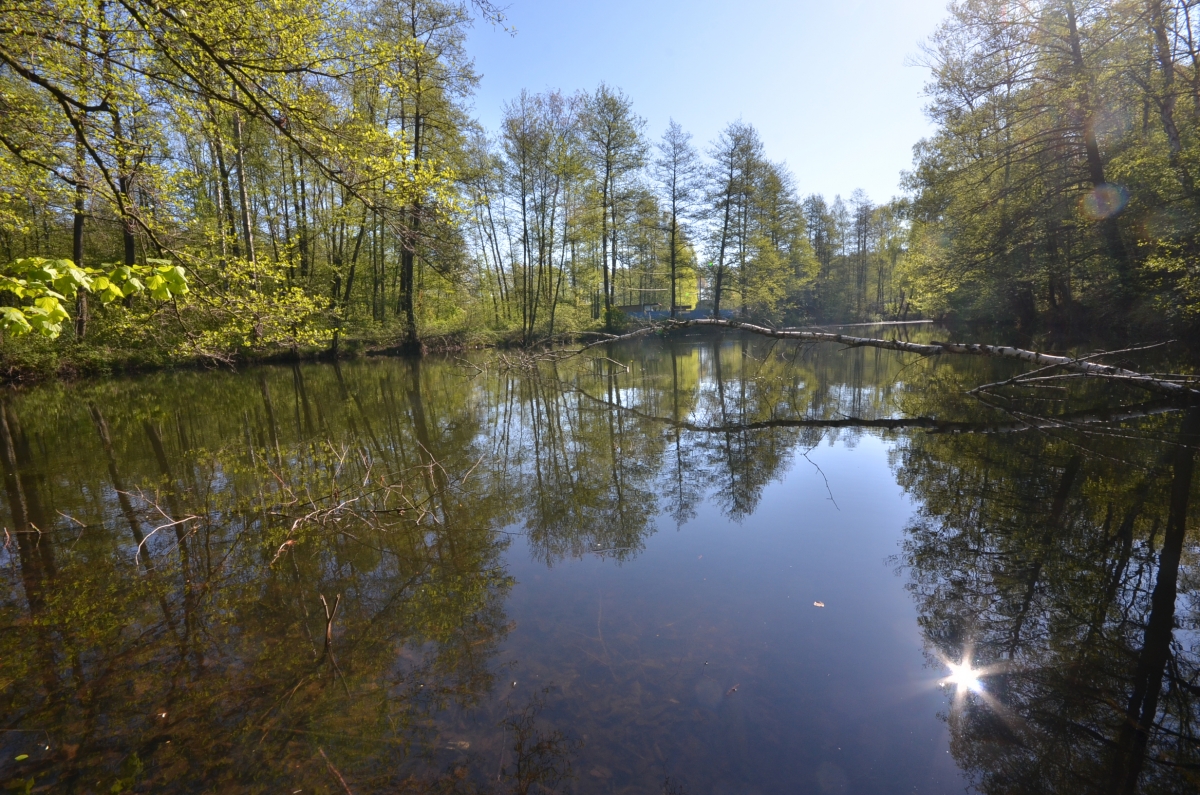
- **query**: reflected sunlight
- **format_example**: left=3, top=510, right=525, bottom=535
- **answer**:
left=944, top=662, right=983, bottom=693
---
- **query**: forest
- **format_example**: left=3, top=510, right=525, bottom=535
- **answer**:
left=6, top=3, right=1200, bottom=791
left=2, top=0, right=1200, bottom=378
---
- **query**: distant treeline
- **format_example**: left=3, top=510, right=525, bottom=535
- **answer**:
left=0, top=0, right=1194, bottom=368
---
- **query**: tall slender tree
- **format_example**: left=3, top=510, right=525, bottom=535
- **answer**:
left=654, top=120, right=701, bottom=317
left=581, top=84, right=646, bottom=330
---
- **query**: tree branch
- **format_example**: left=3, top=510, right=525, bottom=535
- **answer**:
left=578, top=320, right=1200, bottom=398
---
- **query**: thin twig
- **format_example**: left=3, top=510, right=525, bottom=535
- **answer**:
left=318, top=746, right=355, bottom=795
left=801, top=444, right=839, bottom=510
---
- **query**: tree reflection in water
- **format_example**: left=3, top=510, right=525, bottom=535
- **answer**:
left=897, top=388, right=1200, bottom=794
left=0, top=330, right=1196, bottom=793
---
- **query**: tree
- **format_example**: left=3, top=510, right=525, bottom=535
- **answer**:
left=0, top=0, right=489, bottom=361
left=654, top=120, right=701, bottom=317
left=704, top=121, right=761, bottom=317
left=742, top=159, right=811, bottom=319
left=370, top=0, right=481, bottom=350
left=581, top=84, right=646, bottom=330
left=906, top=0, right=1200, bottom=329
left=500, top=89, right=583, bottom=341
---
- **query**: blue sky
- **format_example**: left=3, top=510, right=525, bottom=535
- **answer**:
left=465, top=0, right=951, bottom=204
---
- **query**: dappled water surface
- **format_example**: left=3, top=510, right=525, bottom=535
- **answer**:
left=1, top=329, right=1199, bottom=794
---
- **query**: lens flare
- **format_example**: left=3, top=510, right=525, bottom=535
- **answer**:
left=944, top=662, right=983, bottom=693
left=1081, top=183, right=1129, bottom=220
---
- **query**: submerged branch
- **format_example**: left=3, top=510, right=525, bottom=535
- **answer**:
left=577, top=320, right=1200, bottom=398
left=568, top=385, right=1183, bottom=437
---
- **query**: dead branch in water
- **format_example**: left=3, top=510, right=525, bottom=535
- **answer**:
left=567, top=384, right=1183, bottom=437
left=319, top=593, right=341, bottom=657
left=318, top=746, right=355, bottom=795
left=576, top=319, right=1200, bottom=398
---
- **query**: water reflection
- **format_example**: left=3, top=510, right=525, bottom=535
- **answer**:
left=942, top=662, right=983, bottom=695
left=0, top=329, right=1195, bottom=793
left=897, top=391, right=1200, bottom=794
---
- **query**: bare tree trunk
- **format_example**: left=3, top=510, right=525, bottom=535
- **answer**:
left=111, top=110, right=136, bottom=267
left=232, top=110, right=256, bottom=265
left=296, top=156, right=309, bottom=279
left=342, top=217, right=367, bottom=306
left=400, top=209, right=420, bottom=350
left=610, top=195, right=619, bottom=313
left=73, top=131, right=88, bottom=338
left=209, top=122, right=240, bottom=260
left=1147, top=0, right=1197, bottom=202
left=601, top=163, right=612, bottom=330
left=669, top=211, right=678, bottom=318
left=713, top=166, right=734, bottom=317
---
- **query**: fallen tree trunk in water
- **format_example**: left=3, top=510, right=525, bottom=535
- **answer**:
left=578, top=319, right=1200, bottom=399
left=567, top=387, right=1184, bottom=435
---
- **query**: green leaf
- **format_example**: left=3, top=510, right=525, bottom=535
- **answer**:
left=52, top=265, right=92, bottom=297
left=34, top=296, right=69, bottom=323
left=147, top=273, right=171, bottom=302
left=0, top=307, right=32, bottom=336
left=28, top=264, right=57, bottom=284
left=164, top=266, right=190, bottom=295
left=24, top=305, right=64, bottom=338
left=0, top=277, right=28, bottom=298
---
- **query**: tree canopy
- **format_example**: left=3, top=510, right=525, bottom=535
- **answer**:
left=2, top=0, right=1197, bottom=377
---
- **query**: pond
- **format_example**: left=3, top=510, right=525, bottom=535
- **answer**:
left=1, top=327, right=1197, bottom=794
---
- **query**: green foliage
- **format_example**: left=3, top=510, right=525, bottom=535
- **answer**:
left=179, top=258, right=331, bottom=359
left=5, top=777, right=34, bottom=795
left=0, top=0, right=912, bottom=368
left=907, top=0, right=1200, bottom=328
left=0, top=258, right=188, bottom=339
left=0, top=0, right=466, bottom=366
left=27, top=0, right=1200, bottom=376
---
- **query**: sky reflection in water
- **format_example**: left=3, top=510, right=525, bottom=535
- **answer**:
left=1, top=329, right=1197, bottom=793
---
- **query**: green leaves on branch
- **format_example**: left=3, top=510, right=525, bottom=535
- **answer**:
left=0, top=257, right=189, bottom=339
left=185, top=258, right=331, bottom=359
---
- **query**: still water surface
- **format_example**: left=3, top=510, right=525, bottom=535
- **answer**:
left=1, top=329, right=1197, bottom=793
